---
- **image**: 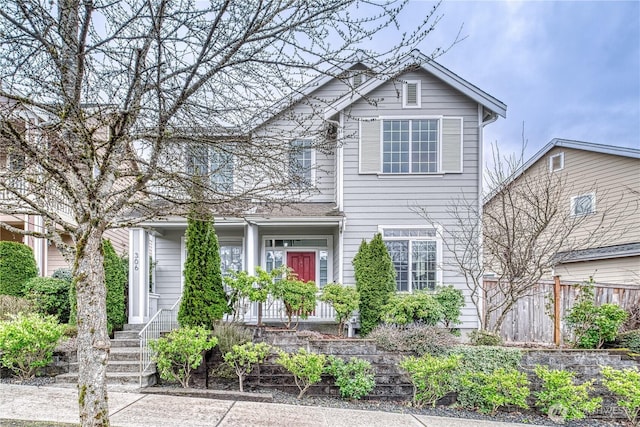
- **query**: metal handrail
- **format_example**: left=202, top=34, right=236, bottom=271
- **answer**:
left=138, top=298, right=181, bottom=387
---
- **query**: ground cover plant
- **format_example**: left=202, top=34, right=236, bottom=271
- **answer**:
left=325, top=356, right=376, bottom=400
left=601, top=366, right=640, bottom=426
left=459, top=367, right=529, bottom=414
left=400, top=353, right=460, bottom=408
left=534, top=365, right=602, bottom=421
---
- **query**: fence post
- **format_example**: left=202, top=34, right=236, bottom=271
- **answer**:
left=554, top=275, right=561, bottom=346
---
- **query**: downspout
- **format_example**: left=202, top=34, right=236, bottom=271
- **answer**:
left=477, top=106, right=498, bottom=330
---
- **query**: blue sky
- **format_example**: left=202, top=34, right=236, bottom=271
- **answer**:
left=388, top=0, right=640, bottom=163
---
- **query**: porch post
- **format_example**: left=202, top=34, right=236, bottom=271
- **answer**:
left=128, top=228, right=149, bottom=324
left=245, top=222, right=258, bottom=275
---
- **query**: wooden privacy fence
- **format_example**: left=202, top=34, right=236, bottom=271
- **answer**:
left=484, top=278, right=640, bottom=344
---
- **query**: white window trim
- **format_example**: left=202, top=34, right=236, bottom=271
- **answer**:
left=379, top=116, right=442, bottom=175
left=261, top=235, right=333, bottom=286
left=570, top=192, right=596, bottom=216
left=549, top=152, right=564, bottom=172
left=377, top=225, right=443, bottom=292
left=402, top=80, right=422, bottom=109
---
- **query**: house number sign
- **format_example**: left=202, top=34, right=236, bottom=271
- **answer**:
left=134, top=252, right=139, bottom=271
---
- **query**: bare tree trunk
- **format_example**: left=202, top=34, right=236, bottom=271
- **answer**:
left=74, top=225, right=110, bottom=426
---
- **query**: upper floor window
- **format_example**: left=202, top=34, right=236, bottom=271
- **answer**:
left=571, top=193, right=595, bottom=216
left=186, top=143, right=234, bottom=192
left=359, top=116, right=463, bottom=175
left=402, top=80, right=421, bottom=108
left=549, top=152, right=564, bottom=172
left=383, top=119, right=438, bottom=173
left=289, top=139, right=314, bottom=186
left=380, top=227, right=439, bottom=292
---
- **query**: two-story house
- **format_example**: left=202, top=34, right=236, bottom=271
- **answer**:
left=127, top=51, right=506, bottom=333
left=484, top=139, right=639, bottom=286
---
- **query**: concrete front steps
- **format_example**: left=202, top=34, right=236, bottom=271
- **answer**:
left=55, top=325, right=157, bottom=389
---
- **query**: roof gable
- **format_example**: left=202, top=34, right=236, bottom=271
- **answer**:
left=323, top=50, right=507, bottom=120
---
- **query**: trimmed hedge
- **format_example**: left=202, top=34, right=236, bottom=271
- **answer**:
left=104, top=240, right=127, bottom=334
left=0, top=241, right=38, bottom=296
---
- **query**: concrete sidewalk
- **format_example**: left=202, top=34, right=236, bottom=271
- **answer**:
left=0, top=384, right=537, bottom=427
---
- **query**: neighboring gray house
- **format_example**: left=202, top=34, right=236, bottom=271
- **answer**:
left=127, top=51, right=506, bottom=332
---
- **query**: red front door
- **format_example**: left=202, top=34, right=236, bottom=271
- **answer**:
left=286, top=251, right=316, bottom=283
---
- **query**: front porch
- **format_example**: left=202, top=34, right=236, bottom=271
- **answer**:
left=127, top=210, right=344, bottom=326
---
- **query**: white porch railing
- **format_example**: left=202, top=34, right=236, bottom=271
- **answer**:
left=138, top=298, right=181, bottom=387
left=241, top=294, right=336, bottom=325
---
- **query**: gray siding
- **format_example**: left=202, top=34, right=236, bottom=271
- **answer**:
left=340, top=69, right=483, bottom=328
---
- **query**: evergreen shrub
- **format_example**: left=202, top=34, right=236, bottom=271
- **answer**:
left=0, top=241, right=38, bottom=296
left=23, top=277, right=71, bottom=323
left=352, top=234, right=395, bottom=335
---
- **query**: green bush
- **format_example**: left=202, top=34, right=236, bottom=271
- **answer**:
left=103, top=240, right=127, bottom=334
left=271, top=274, right=317, bottom=329
left=223, top=342, right=271, bottom=392
left=534, top=366, right=602, bottom=421
left=149, top=326, right=218, bottom=388
left=433, top=285, right=465, bottom=328
left=400, top=353, right=460, bottom=408
left=276, top=348, right=326, bottom=398
left=325, top=356, right=376, bottom=400
left=368, top=324, right=458, bottom=356
left=447, top=346, right=522, bottom=409
left=224, top=267, right=284, bottom=324
left=616, top=329, right=640, bottom=353
left=382, top=291, right=443, bottom=326
left=469, top=330, right=503, bottom=346
left=601, top=366, right=640, bottom=426
left=0, top=241, right=38, bottom=296
left=319, top=283, right=359, bottom=337
left=352, top=234, right=395, bottom=335
left=179, top=212, right=228, bottom=328
left=565, top=281, right=628, bottom=349
left=0, top=295, right=34, bottom=321
left=0, top=313, right=65, bottom=379
left=459, top=368, right=529, bottom=414
left=23, top=277, right=71, bottom=323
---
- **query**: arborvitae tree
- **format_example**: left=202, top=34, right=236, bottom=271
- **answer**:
left=103, top=240, right=127, bottom=334
left=178, top=210, right=227, bottom=328
left=0, top=241, right=38, bottom=296
left=353, top=233, right=396, bottom=335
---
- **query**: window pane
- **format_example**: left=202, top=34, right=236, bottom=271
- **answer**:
left=573, top=195, right=594, bottom=215
left=266, top=250, right=283, bottom=272
left=186, top=143, right=208, bottom=175
left=382, top=120, right=409, bottom=174
left=210, top=148, right=234, bottom=192
left=411, top=119, right=438, bottom=173
left=412, top=241, right=437, bottom=291
left=319, top=250, right=328, bottom=287
left=220, top=245, right=243, bottom=275
left=290, top=139, right=313, bottom=186
left=385, top=240, right=409, bottom=292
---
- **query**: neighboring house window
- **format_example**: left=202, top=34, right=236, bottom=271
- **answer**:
left=186, top=143, right=234, bottom=191
left=380, top=227, right=439, bottom=292
left=402, top=80, right=421, bottom=108
left=220, top=245, right=243, bottom=274
left=382, top=119, right=438, bottom=173
left=359, top=116, right=463, bottom=175
left=571, top=193, right=595, bottom=216
left=549, top=152, right=564, bottom=172
left=289, top=139, right=314, bottom=186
